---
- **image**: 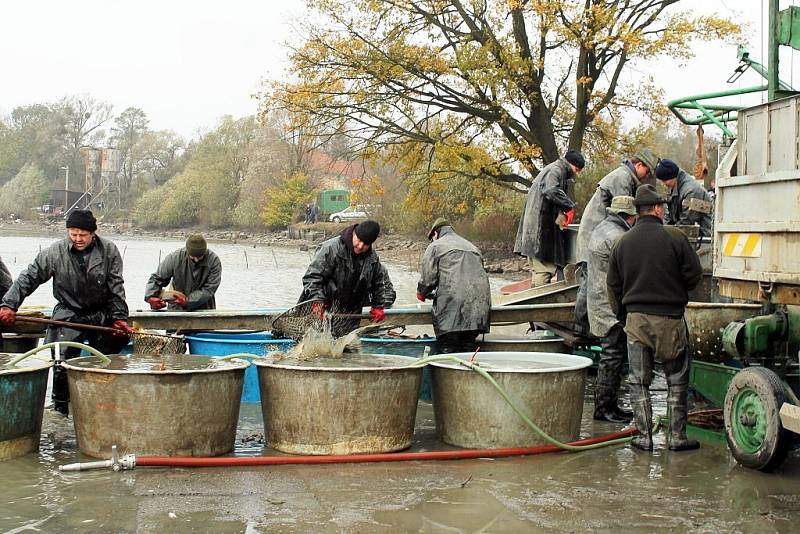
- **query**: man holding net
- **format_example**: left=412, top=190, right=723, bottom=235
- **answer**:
left=0, top=209, right=133, bottom=416
left=298, top=220, right=388, bottom=337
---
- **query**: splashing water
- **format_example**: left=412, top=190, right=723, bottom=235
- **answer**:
left=279, top=318, right=385, bottom=361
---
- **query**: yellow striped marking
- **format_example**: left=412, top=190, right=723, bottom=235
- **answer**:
left=722, top=233, right=762, bottom=257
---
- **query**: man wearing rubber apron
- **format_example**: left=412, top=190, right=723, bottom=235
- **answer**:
left=417, top=218, right=491, bottom=354
left=0, top=210, right=133, bottom=416
left=574, top=149, right=658, bottom=336
left=607, top=185, right=703, bottom=452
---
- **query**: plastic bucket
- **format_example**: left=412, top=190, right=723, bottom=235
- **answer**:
left=186, top=331, right=295, bottom=403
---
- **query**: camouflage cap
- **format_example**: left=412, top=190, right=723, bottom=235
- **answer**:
left=632, top=148, right=658, bottom=176
left=427, top=217, right=450, bottom=240
left=606, top=195, right=636, bottom=216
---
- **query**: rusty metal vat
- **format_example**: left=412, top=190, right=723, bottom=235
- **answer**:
left=431, top=352, right=592, bottom=448
left=0, top=355, right=52, bottom=461
left=62, top=354, right=248, bottom=458
left=254, top=354, right=422, bottom=455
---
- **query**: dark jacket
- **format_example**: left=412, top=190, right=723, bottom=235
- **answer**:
left=666, top=169, right=713, bottom=237
left=299, top=225, right=387, bottom=312
left=418, top=226, right=491, bottom=336
left=607, top=215, right=702, bottom=319
left=2, top=236, right=128, bottom=324
left=144, top=248, right=222, bottom=310
left=0, top=258, right=12, bottom=300
left=514, top=158, right=576, bottom=266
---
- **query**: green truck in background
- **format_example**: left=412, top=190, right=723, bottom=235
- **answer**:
left=317, top=189, right=350, bottom=216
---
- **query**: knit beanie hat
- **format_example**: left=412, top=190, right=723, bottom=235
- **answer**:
left=65, top=209, right=97, bottom=232
left=354, top=220, right=380, bottom=245
left=564, top=150, right=586, bottom=170
left=185, top=234, right=208, bottom=257
left=655, top=159, right=680, bottom=181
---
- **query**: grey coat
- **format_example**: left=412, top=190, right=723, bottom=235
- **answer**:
left=299, top=227, right=387, bottom=312
left=144, top=248, right=222, bottom=310
left=2, top=236, right=128, bottom=324
left=666, top=169, right=713, bottom=237
left=576, top=162, right=642, bottom=263
left=514, top=158, right=576, bottom=266
left=587, top=214, right=631, bottom=337
left=0, top=258, right=12, bottom=300
left=417, top=227, right=491, bottom=337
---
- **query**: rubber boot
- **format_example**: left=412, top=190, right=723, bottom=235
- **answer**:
left=667, top=385, right=700, bottom=451
left=593, top=371, right=631, bottom=423
left=629, top=385, right=653, bottom=451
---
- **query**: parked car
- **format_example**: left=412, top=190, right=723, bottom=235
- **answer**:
left=329, top=205, right=369, bottom=223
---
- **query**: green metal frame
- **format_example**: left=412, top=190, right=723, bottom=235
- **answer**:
left=669, top=0, right=800, bottom=136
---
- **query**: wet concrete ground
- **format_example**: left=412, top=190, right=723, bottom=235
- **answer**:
left=2, top=390, right=799, bottom=533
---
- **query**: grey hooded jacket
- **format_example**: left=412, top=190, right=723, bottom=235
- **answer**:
left=2, top=236, right=128, bottom=324
left=417, top=226, right=491, bottom=337
left=576, top=162, right=642, bottom=263
left=299, top=226, right=387, bottom=312
left=666, top=169, right=713, bottom=237
left=144, top=248, right=222, bottom=310
left=514, top=158, right=576, bottom=266
left=587, top=213, right=632, bottom=337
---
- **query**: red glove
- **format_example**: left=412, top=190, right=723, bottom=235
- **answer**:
left=369, top=307, right=386, bottom=323
left=415, top=291, right=425, bottom=302
left=111, top=319, right=134, bottom=336
left=146, top=297, right=166, bottom=310
left=172, top=293, right=188, bottom=307
left=311, top=302, right=326, bottom=320
left=564, top=208, right=575, bottom=226
left=0, top=306, right=16, bottom=325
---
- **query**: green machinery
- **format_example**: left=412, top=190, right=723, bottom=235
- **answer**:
left=672, top=0, right=800, bottom=471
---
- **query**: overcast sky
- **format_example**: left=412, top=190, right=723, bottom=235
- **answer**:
left=0, top=0, right=791, bottom=139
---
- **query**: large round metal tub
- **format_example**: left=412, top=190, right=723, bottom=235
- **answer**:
left=431, top=352, right=592, bottom=448
left=0, top=355, right=53, bottom=461
left=63, top=354, right=249, bottom=458
left=255, top=354, right=422, bottom=455
left=479, top=334, right=566, bottom=353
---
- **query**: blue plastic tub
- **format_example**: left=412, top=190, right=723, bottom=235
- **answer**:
left=360, top=336, right=436, bottom=401
left=186, top=331, right=295, bottom=403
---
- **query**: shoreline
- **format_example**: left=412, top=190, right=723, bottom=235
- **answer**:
left=0, top=219, right=526, bottom=281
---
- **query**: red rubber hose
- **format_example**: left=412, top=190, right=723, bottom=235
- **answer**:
left=136, top=429, right=635, bottom=468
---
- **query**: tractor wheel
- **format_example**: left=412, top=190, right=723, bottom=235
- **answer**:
left=724, top=367, right=791, bottom=472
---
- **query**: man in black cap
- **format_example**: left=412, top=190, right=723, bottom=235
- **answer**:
left=655, top=159, right=713, bottom=237
left=607, top=185, right=703, bottom=452
left=299, top=220, right=388, bottom=336
left=514, top=150, right=583, bottom=286
left=0, top=209, right=132, bottom=416
left=144, top=234, right=222, bottom=311
left=418, top=218, right=491, bottom=353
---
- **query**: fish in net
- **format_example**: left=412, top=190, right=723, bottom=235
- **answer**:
left=271, top=300, right=390, bottom=360
left=130, top=329, right=186, bottom=356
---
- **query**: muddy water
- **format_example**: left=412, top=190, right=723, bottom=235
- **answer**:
left=63, top=354, right=248, bottom=372
left=3, top=234, right=800, bottom=531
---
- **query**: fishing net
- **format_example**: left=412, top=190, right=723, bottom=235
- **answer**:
left=131, top=332, right=186, bottom=356
left=271, top=300, right=366, bottom=340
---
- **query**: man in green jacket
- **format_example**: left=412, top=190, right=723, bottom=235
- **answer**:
left=144, top=234, right=222, bottom=311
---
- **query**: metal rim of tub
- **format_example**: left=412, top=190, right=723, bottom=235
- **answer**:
left=429, top=351, right=593, bottom=374
left=253, top=353, right=420, bottom=372
left=61, top=356, right=250, bottom=375
left=0, top=356, right=54, bottom=376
